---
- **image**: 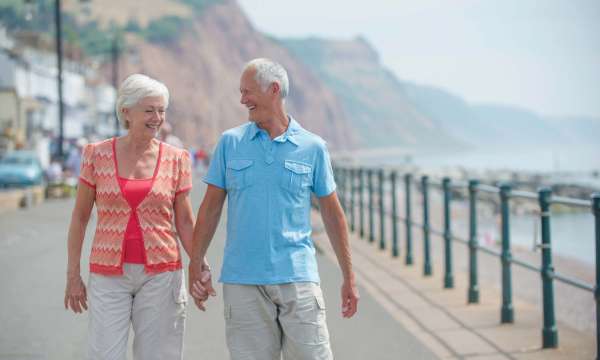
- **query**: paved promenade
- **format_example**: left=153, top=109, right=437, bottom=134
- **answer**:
left=311, top=210, right=595, bottom=359
left=0, top=180, right=594, bottom=359
left=0, top=182, right=436, bottom=359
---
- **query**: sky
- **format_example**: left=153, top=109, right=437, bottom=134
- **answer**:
left=237, top=0, right=600, bottom=119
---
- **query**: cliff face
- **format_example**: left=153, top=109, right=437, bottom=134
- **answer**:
left=279, top=36, right=464, bottom=150
left=118, top=0, right=357, bottom=150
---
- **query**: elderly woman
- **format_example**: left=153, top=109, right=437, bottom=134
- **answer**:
left=64, top=73, right=209, bottom=359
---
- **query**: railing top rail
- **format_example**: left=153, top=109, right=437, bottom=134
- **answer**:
left=551, top=195, right=592, bottom=208
left=428, top=180, right=443, bottom=188
left=505, top=189, right=538, bottom=200
left=334, top=165, right=596, bottom=208
left=477, top=184, right=500, bottom=194
left=451, top=180, right=469, bottom=188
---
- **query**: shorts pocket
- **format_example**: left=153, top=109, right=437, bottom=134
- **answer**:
left=172, top=270, right=188, bottom=304
left=287, top=295, right=329, bottom=345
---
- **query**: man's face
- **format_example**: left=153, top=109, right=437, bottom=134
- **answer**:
left=239, top=68, right=274, bottom=123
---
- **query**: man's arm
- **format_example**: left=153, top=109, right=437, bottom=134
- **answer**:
left=318, top=191, right=359, bottom=318
left=189, top=184, right=227, bottom=310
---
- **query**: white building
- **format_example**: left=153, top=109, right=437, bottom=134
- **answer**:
left=0, top=28, right=116, bottom=164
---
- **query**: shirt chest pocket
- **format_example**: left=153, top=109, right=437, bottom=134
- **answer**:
left=226, top=159, right=254, bottom=190
left=280, top=160, right=312, bottom=193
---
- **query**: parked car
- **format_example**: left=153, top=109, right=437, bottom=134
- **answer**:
left=0, top=151, right=44, bottom=188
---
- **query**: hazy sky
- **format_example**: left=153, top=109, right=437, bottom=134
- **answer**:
left=238, top=0, right=600, bottom=118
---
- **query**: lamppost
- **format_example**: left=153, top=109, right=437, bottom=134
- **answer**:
left=25, top=0, right=65, bottom=158
left=111, top=34, right=120, bottom=136
left=24, top=0, right=120, bottom=149
left=54, top=0, right=64, bottom=158
left=76, top=0, right=121, bottom=138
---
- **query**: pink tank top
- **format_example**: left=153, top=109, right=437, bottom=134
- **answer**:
left=118, top=176, right=153, bottom=264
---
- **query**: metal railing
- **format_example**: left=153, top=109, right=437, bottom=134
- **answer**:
left=332, top=165, right=599, bottom=358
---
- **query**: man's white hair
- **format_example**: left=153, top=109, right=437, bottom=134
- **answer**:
left=116, top=73, right=170, bottom=129
left=244, top=58, right=289, bottom=99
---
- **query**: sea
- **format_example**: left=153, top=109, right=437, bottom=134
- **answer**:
left=344, top=145, right=599, bottom=266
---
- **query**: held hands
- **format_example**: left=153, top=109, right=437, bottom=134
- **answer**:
left=64, top=273, right=88, bottom=313
left=341, top=279, right=359, bottom=318
left=188, top=262, right=216, bottom=311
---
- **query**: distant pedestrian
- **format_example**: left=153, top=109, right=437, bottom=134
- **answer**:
left=193, top=147, right=209, bottom=173
left=159, top=121, right=184, bottom=148
left=45, top=159, right=63, bottom=184
left=64, top=137, right=87, bottom=179
left=64, top=74, right=208, bottom=360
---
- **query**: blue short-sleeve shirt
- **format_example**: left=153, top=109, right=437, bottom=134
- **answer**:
left=203, top=117, right=336, bottom=284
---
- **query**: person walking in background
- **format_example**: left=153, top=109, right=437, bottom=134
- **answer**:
left=64, top=137, right=87, bottom=179
left=193, top=147, right=210, bottom=174
left=64, top=73, right=209, bottom=360
left=189, top=58, right=359, bottom=360
left=159, top=121, right=184, bottom=148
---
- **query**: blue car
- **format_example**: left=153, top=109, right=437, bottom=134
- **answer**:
left=0, top=151, right=44, bottom=188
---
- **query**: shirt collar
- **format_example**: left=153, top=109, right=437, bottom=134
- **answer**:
left=248, top=116, right=301, bottom=146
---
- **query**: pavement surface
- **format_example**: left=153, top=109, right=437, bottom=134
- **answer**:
left=314, top=203, right=596, bottom=360
left=0, top=181, right=437, bottom=359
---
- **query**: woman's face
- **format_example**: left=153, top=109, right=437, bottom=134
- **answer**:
left=123, top=96, right=166, bottom=138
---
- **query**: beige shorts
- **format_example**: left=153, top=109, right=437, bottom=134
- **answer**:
left=87, top=264, right=187, bottom=360
left=223, top=282, right=333, bottom=360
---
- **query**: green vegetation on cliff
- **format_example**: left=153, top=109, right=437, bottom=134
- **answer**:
left=0, top=0, right=223, bottom=53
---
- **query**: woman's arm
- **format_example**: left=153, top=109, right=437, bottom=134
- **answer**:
left=64, top=183, right=95, bottom=313
left=174, top=191, right=195, bottom=258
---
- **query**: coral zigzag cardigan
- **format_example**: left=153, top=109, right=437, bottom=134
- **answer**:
left=79, top=138, right=192, bottom=275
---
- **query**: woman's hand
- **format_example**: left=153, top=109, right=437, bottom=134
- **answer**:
left=64, top=273, right=88, bottom=313
left=65, top=182, right=94, bottom=314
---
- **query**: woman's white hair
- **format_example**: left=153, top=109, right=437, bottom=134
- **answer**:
left=116, top=74, right=170, bottom=129
left=244, top=58, right=289, bottom=99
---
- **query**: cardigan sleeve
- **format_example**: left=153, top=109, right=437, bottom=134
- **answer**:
left=79, top=143, right=96, bottom=188
left=175, top=150, right=192, bottom=196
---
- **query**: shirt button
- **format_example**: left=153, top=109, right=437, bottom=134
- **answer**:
left=265, top=155, right=274, bottom=164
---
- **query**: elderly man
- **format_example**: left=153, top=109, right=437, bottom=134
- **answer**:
left=189, top=58, right=359, bottom=360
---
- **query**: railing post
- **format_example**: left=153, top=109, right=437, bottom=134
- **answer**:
left=442, top=177, right=453, bottom=288
left=368, top=169, right=375, bottom=243
left=359, top=168, right=365, bottom=239
left=350, top=168, right=356, bottom=232
left=592, top=193, right=600, bottom=360
left=405, top=174, right=414, bottom=265
left=422, top=175, right=432, bottom=276
left=539, top=187, right=558, bottom=348
left=379, top=169, right=386, bottom=250
left=391, top=171, right=399, bottom=258
left=500, top=183, right=514, bottom=323
left=468, top=179, right=480, bottom=303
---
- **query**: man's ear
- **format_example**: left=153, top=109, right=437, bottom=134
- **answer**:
left=270, top=82, right=280, bottom=96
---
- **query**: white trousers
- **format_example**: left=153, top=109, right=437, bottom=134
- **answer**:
left=223, top=282, right=333, bottom=360
left=87, top=264, right=187, bottom=360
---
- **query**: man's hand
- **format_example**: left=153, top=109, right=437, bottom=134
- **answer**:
left=188, top=184, right=226, bottom=310
left=318, top=192, right=360, bottom=318
left=341, top=279, right=359, bottom=318
left=189, top=262, right=216, bottom=311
